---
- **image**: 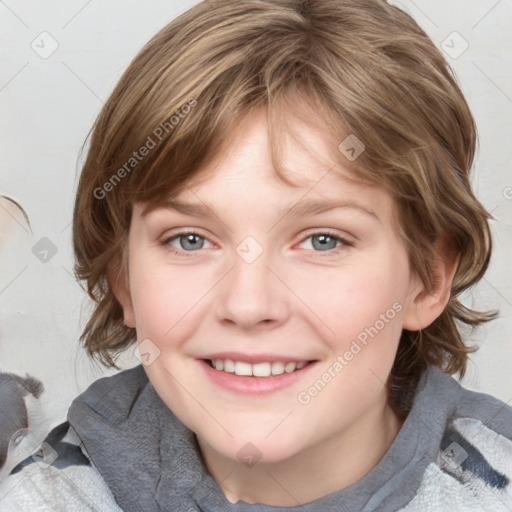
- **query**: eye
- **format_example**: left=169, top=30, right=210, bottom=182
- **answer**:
left=298, top=230, right=352, bottom=253
left=162, top=231, right=214, bottom=254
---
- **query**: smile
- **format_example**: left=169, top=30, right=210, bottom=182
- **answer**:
left=206, top=359, right=309, bottom=377
left=199, top=356, right=318, bottom=394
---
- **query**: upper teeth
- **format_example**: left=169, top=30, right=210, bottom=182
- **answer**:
left=211, top=359, right=308, bottom=377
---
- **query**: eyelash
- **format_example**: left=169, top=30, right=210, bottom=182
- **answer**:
left=160, top=229, right=353, bottom=258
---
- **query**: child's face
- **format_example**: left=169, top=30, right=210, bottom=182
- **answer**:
left=121, top=107, right=421, bottom=466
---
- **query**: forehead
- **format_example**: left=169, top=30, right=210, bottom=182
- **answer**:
left=138, top=106, right=398, bottom=229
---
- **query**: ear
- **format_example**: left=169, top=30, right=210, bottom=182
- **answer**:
left=109, top=253, right=136, bottom=329
left=113, top=280, right=136, bottom=328
left=402, top=242, right=458, bottom=331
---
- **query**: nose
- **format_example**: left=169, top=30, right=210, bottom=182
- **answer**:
left=215, top=248, right=290, bottom=331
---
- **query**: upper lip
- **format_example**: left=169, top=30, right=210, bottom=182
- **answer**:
left=199, top=352, right=315, bottom=364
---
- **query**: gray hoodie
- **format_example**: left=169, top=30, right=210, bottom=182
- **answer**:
left=1, top=363, right=512, bottom=511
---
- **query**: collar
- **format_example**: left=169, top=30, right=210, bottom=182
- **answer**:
left=67, top=364, right=461, bottom=511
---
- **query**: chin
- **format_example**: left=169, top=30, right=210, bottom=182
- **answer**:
left=207, top=430, right=306, bottom=466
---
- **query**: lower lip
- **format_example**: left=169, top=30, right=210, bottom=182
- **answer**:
left=198, top=359, right=317, bottom=394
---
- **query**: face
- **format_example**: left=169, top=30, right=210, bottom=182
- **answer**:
left=120, top=106, right=423, bottom=466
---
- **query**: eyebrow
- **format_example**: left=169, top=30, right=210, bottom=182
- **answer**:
left=153, top=198, right=379, bottom=222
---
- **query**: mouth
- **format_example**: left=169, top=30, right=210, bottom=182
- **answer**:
left=204, top=358, right=312, bottom=377
left=198, top=355, right=318, bottom=394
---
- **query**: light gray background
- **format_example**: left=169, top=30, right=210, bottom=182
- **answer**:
left=1, top=0, right=511, bottom=430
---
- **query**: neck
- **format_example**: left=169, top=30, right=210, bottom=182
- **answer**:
left=196, top=395, right=404, bottom=506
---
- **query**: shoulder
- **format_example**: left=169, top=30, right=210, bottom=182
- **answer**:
left=401, top=369, right=512, bottom=511
left=0, top=421, right=122, bottom=512
left=432, top=367, right=512, bottom=444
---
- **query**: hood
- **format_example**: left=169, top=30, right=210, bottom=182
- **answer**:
left=67, top=364, right=469, bottom=512
left=67, top=364, right=214, bottom=511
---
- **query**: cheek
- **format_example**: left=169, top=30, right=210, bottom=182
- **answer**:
left=298, top=255, right=410, bottom=357
left=294, top=264, right=408, bottom=421
left=128, top=259, right=213, bottom=342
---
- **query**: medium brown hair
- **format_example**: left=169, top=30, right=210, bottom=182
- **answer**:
left=73, top=0, right=495, bottom=418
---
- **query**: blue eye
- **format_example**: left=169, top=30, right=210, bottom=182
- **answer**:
left=304, top=234, right=339, bottom=251
left=298, top=231, right=351, bottom=253
left=164, top=232, right=212, bottom=253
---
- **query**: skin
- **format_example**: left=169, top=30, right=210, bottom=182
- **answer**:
left=115, top=105, right=455, bottom=506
